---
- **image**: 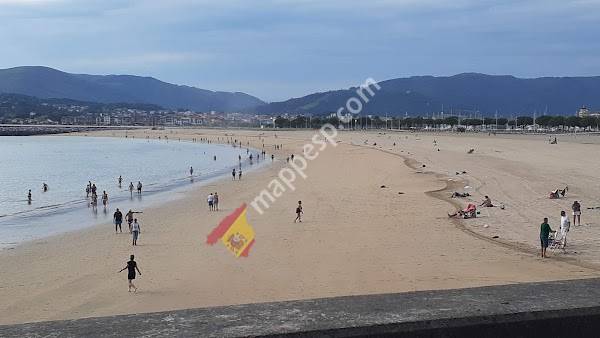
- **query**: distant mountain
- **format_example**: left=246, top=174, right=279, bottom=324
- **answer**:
left=0, top=66, right=264, bottom=111
left=255, top=73, right=600, bottom=116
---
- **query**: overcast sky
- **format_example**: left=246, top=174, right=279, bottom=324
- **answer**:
left=0, top=0, right=599, bottom=101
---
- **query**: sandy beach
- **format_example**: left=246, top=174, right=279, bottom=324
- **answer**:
left=1, top=128, right=599, bottom=325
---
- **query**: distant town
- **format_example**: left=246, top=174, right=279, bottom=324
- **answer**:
left=1, top=93, right=600, bottom=132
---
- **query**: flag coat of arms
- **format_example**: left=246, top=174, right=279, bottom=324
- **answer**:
left=206, top=203, right=255, bottom=257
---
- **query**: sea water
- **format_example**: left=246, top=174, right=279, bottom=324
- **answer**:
left=0, top=135, right=258, bottom=249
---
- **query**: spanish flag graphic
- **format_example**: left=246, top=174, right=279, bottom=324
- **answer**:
left=206, top=204, right=255, bottom=257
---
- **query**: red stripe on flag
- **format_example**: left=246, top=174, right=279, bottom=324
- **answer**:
left=240, top=238, right=255, bottom=257
left=206, top=203, right=247, bottom=245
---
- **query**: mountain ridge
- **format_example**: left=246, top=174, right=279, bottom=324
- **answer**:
left=0, top=66, right=264, bottom=112
left=256, top=73, right=600, bottom=116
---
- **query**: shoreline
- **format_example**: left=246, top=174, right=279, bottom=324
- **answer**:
left=0, top=135, right=265, bottom=251
left=1, top=128, right=598, bottom=325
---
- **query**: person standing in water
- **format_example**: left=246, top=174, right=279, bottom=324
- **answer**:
left=91, top=193, right=98, bottom=210
left=114, top=208, right=123, bottom=233
left=131, top=218, right=141, bottom=246
left=86, top=185, right=90, bottom=198
left=27, top=190, right=32, bottom=204
left=232, top=168, right=236, bottom=180
left=118, top=255, right=141, bottom=292
left=43, top=183, right=48, bottom=192
left=238, top=169, right=242, bottom=180
left=294, top=201, right=303, bottom=222
left=137, top=181, right=142, bottom=195
left=129, top=182, right=134, bottom=196
left=118, top=176, right=123, bottom=187
left=190, top=166, right=194, bottom=177
left=102, top=191, right=109, bottom=208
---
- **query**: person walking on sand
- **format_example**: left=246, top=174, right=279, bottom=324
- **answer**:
left=118, top=255, right=141, bottom=292
left=137, top=181, right=143, bottom=195
left=214, top=192, right=219, bottom=211
left=559, top=210, right=570, bottom=249
left=114, top=208, right=123, bottom=233
left=129, top=182, right=134, bottom=196
left=232, top=168, right=236, bottom=180
left=126, top=209, right=142, bottom=232
left=238, top=169, right=242, bottom=180
left=131, top=218, right=141, bottom=246
left=572, top=200, right=581, bottom=226
left=207, top=193, right=214, bottom=211
left=294, top=201, right=303, bottom=223
left=540, top=217, right=556, bottom=258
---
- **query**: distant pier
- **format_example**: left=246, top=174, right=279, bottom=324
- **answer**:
left=0, top=124, right=141, bottom=136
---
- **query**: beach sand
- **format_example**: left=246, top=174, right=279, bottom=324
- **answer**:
left=1, top=128, right=599, bottom=325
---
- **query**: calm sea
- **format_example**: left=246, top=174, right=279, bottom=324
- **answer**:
left=0, top=135, right=258, bottom=249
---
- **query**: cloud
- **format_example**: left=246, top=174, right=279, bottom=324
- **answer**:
left=0, top=0, right=599, bottom=101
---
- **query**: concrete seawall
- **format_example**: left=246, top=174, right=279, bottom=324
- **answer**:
left=2, top=278, right=600, bottom=337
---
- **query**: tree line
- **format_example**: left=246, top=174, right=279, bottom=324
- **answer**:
left=273, top=114, right=600, bottom=130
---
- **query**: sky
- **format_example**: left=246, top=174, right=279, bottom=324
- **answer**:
left=0, top=0, right=599, bottom=102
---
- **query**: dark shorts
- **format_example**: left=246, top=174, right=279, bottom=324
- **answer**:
left=540, top=236, right=549, bottom=248
left=209, top=201, right=213, bottom=206
left=128, top=272, right=135, bottom=280
left=115, top=220, right=122, bottom=225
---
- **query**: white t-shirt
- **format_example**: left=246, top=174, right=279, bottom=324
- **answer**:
left=560, top=216, right=570, bottom=234
left=132, top=221, right=140, bottom=232
left=207, top=195, right=214, bottom=203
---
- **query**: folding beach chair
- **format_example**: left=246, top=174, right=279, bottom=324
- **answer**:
left=548, top=232, right=563, bottom=253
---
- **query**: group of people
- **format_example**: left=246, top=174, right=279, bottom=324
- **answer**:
left=539, top=201, right=582, bottom=257
left=26, top=183, right=50, bottom=204
left=452, top=190, right=584, bottom=258
left=129, top=181, right=143, bottom=195
left=207, top=192, right=220, bottom=211
left=113, top=208, right=142, bottom=242
left=85, top=182, right=110, bottom=210
left=231, top=168, right=242, bottom=180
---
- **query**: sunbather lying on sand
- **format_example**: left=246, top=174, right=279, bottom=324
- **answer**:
left=549, top=186, right=568, bottom=199
left=448, top=203, right=477, bottom=219
left=451, top=192, right=471, bottom=198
